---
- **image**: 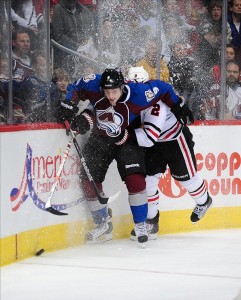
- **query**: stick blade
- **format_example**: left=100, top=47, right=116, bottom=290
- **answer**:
left=108, top=190, right=121, bottom=203
left=45, top=206, right=68, bottom=216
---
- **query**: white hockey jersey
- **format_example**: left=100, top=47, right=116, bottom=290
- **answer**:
left=134, top=100, right=183, bottom=147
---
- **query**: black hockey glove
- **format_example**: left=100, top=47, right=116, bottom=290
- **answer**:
left=57, top=100, right=79, bottom=123
left=171, top=98, right=194, bottom=125
left=71, top=109, right=94, bottom=134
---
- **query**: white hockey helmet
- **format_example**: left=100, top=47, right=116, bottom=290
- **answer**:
left=127, top=66, right=149, bottom=83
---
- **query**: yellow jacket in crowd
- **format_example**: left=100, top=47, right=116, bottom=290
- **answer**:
left=135, top=58, right=170, bottom=83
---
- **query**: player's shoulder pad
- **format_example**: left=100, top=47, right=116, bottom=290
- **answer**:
left=127, top=81, right=161, bottom=105
left=75, top=73, right=101, bottom=92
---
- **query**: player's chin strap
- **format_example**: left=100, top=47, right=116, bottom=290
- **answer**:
left=65, top=120, right=109, bottom=205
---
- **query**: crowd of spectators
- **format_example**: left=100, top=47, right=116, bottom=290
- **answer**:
left=0, top=0, right=241, bottom=125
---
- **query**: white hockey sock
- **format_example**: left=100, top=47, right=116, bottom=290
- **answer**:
left=147, top=190, right=159, bottom=219
left=180, top=174, right=208, bottom=205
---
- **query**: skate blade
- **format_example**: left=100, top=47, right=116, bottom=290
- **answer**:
left=138, top=242, right=147, bottom=249
left=148, top=233, right=158, bottom=240
left=85, top=233, right=112, bottom=245
left=130, top=233, right=157, bottom=241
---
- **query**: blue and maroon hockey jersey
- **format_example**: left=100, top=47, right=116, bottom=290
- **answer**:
left=66, top=74, right=179, bottom=138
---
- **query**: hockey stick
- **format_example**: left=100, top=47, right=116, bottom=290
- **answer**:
left=45, top=138, right=73, bottom=215
left=69, top=129, right=109, bottom=205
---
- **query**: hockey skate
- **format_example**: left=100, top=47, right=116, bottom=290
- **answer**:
left=133, top=222, right=148, bottom=245
left=190, top=194, right=212, bottom=223
left=130, top=211, right=159, bottom=241
left=85, top=209, right=113, bottom=244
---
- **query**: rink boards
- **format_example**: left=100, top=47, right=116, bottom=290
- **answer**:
left=1, top=121, right=241, bottom=266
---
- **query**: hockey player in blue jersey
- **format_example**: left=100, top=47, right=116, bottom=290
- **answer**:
left=58, top=67, right=194, bottom=245
left=126, top=67, right=212, bottom=240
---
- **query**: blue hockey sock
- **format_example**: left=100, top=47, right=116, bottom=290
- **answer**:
left=130, top=203, right=148, bottom=223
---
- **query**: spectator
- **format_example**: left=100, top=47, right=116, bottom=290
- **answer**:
left=11, top=29, right=34, bottom=122
left=51, top=68, right=72, bottom=120
left=161, top=0, right=219, bottom=71
left=212, top=44, right=239, bottom=84
left=79, top=0, right=97, bottom=10
left=51, top=0, right=97, bottom=76
left=0, top=55, right=8, bottom=124
left=18, top=51, right=52, bottom=123
left=0, top=55, right=26, bottom=124
left=101, top=0, right=120, bottom=21
left=133, top=0, right=171, bottom=63
left=205, top=60, right=241, bottom=120
left=11, top=0, right=38, bottom=36
left=0, top=4, right=8, bottom=56
left=52, top=0, right=98, bottom=9
left=135, top=38, right=170, bottom=82
left=52, top=67, right=89, bottom=117
left=100, top=17, right=121, bottom=68
left=52, top=68, right=70, bottom=101
left=32, top=0, right=45, bottom=29
left=199, top=0, right=222, bottom=53
left=117, top=11, right=151, bottom=66
left=161, top=0, right=195, bottom=48
left=225, top=60, right=241, bottom=119
left=12, top=29, right=33, bottom=82
left=168, top=40, right=212, bottom=120
left=227, top=0, right=241, bottom=66
left=134, top=0, right=158, bottom=38
left=168, top=41, right=195, bottom=97
left=179, top=1, right=209, bottom=27
left=226, top=43, right=238, bottom=61
left=52, top=67, right=79, bottom=104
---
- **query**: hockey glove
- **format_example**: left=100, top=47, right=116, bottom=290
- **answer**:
left=171, top=98, right=194, bottom=125
left=71, top=109, right=94, bottom=134
left=57, top=100, right=79, bottom=123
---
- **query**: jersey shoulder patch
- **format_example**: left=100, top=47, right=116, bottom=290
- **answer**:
left=82, top=74, right=96, bottom=83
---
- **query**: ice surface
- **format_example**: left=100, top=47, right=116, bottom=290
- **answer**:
left=1, top=229, right=241, bottom=300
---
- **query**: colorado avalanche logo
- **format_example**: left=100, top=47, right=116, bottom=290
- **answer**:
left=145, top=87, right=159, bottom=102
left=97, top=106, right=124, bottom=137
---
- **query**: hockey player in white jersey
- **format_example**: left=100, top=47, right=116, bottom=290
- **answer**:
left=127, top=67, right=212, bottom=240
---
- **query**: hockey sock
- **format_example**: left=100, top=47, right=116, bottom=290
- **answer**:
left=180, top=174, right=208, bottom=205
left=147, top=190, right=160, bottom=219
left=129, top=191, right=148, bottom=223
left=87, top=198, right=108, bottom=224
